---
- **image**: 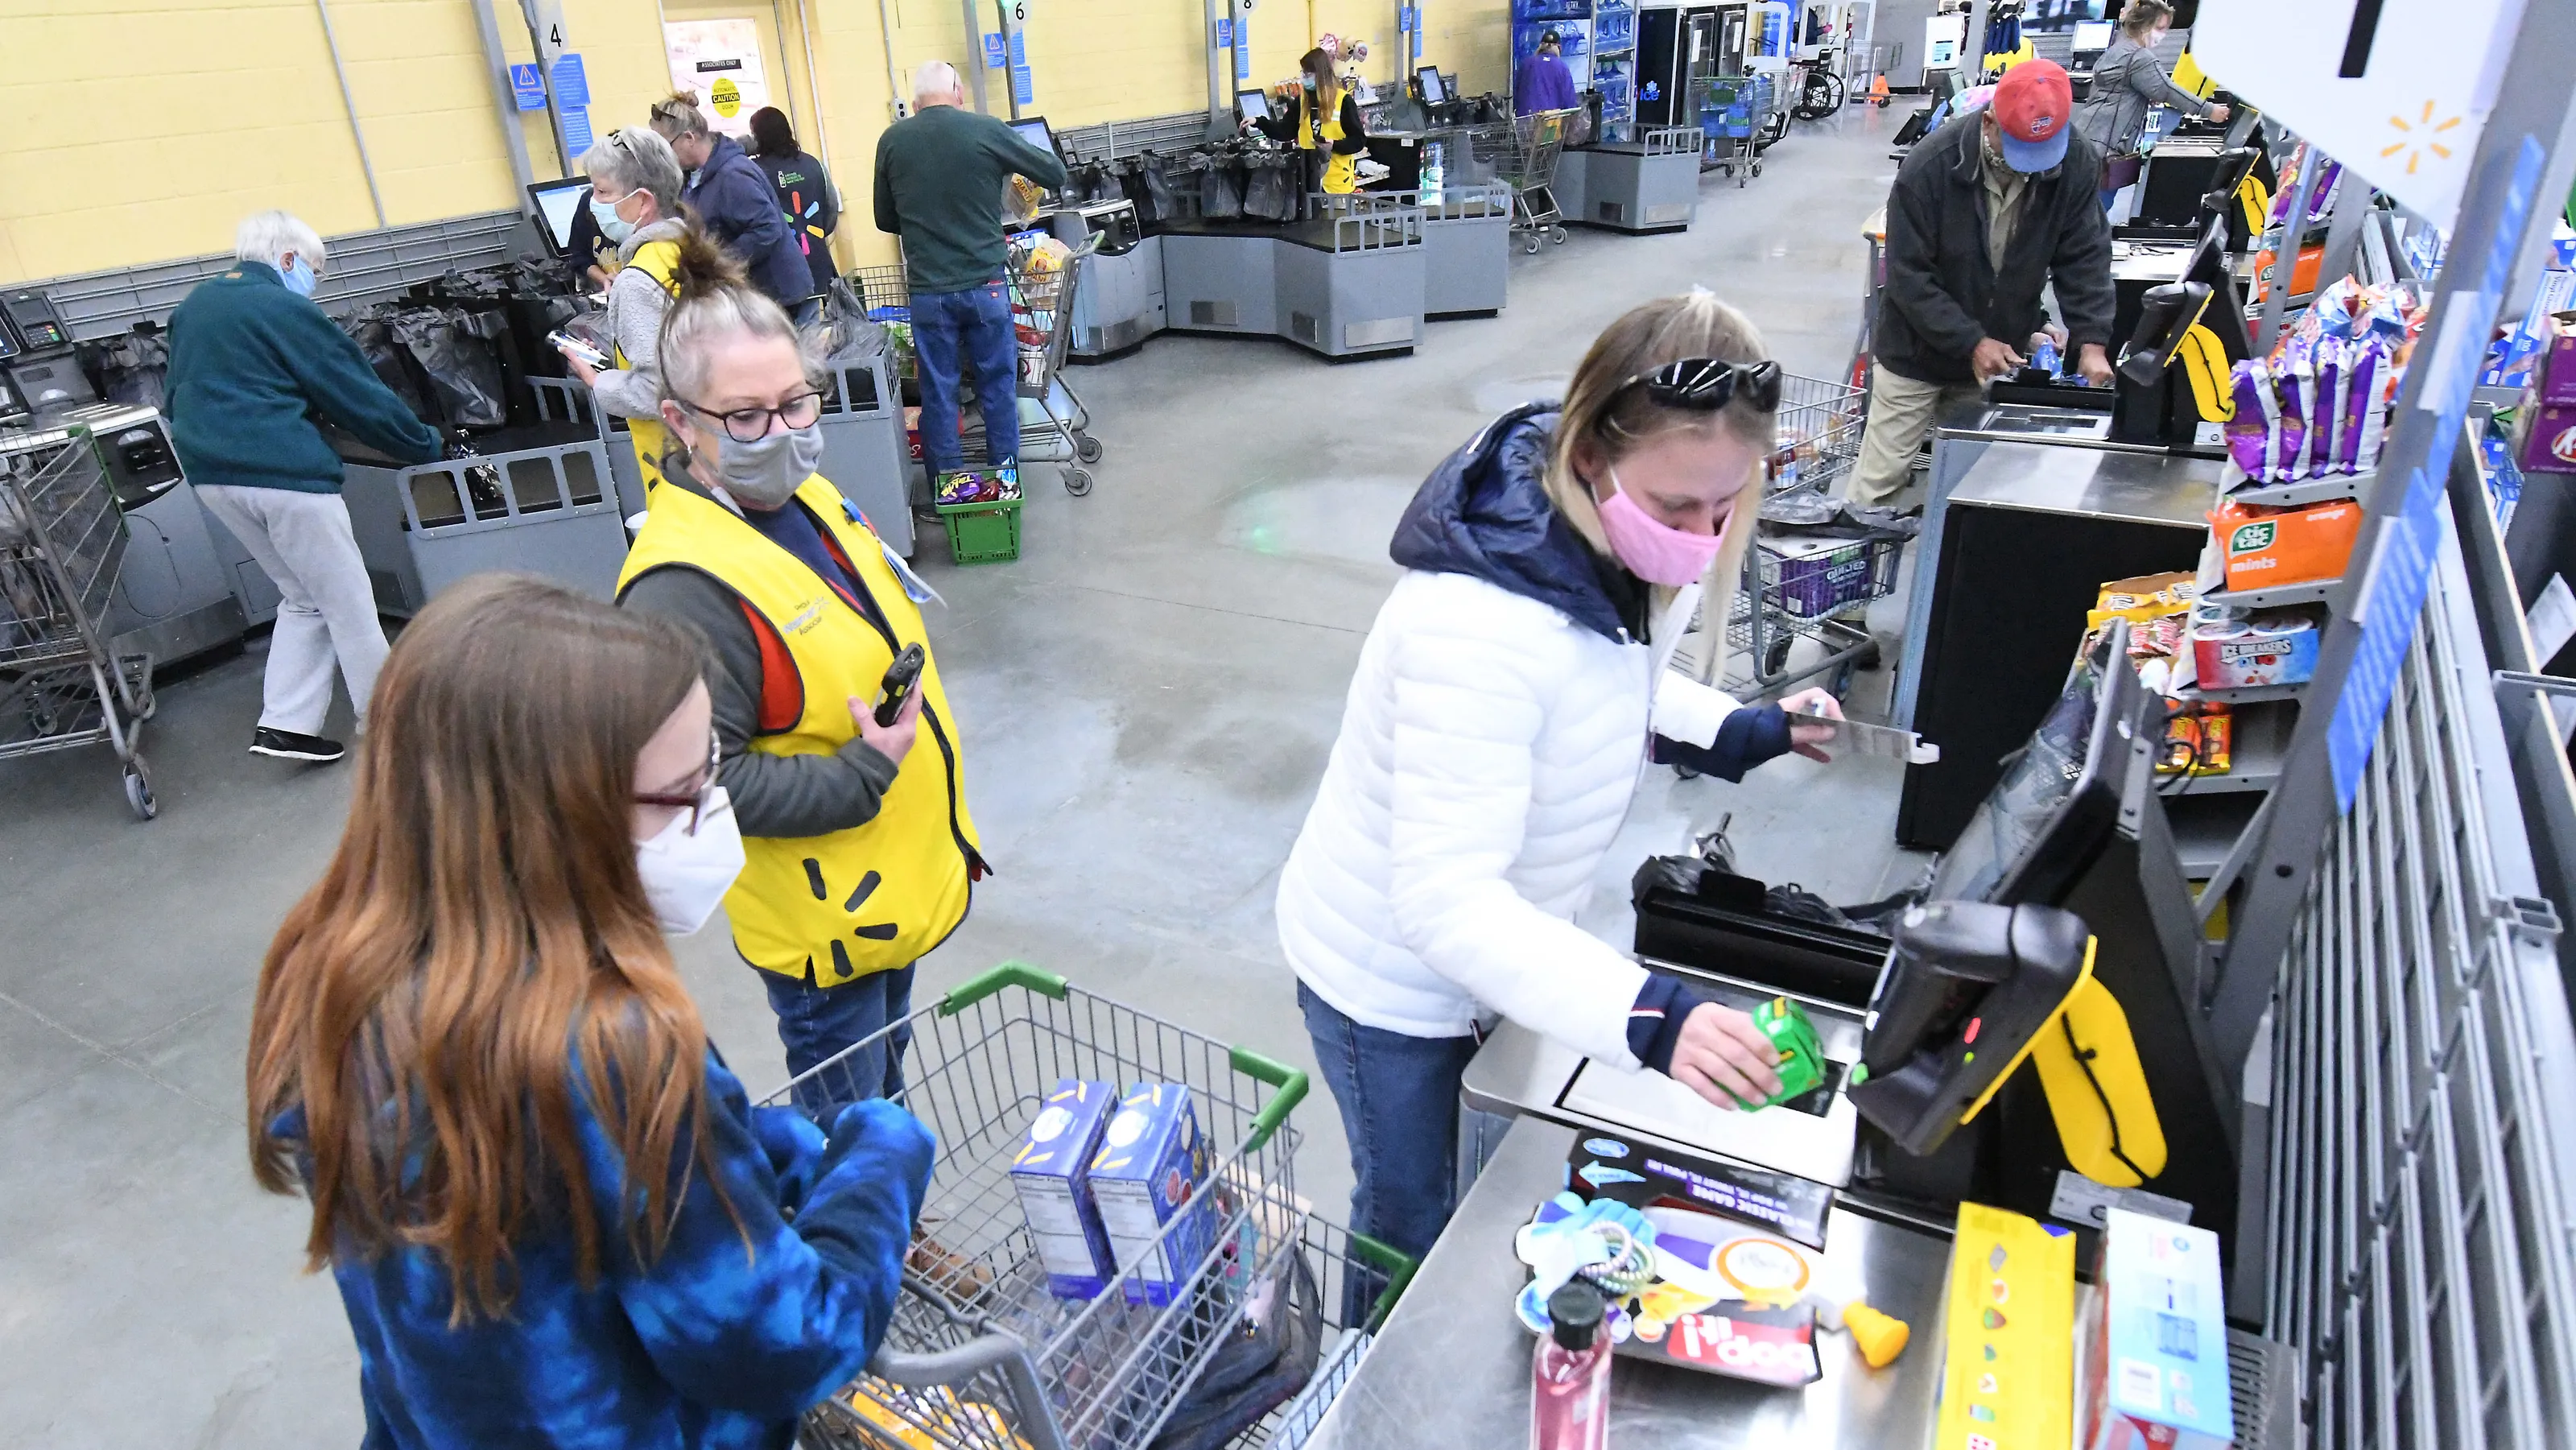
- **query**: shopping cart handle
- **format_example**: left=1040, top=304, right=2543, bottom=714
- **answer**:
left=938, top=960, right=1070, bottom=1015
left=1348, top=1231, right=1423, bottom=1332
left=1229, top=1047, right=1309, bottom=1150
left=869, top=1331, right=1073, bottom=1450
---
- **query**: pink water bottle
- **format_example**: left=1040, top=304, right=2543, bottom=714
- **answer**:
left=1530, top=1283, right=1612, bottom=1450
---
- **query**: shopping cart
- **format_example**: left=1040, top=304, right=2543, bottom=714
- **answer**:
left=0, top=432, right=158, bottom=820
left=1464, top=110, right=1572, bottom=254
left=1701, top=75, right=1765, bottom=184
left=780, top=962, right=1415, bottom=1450
left=1674, top=373, right=1893, bottom=700
left=854, top=243, right=1105, bottom=498
left=1005, top=231, right=1105, bottom=497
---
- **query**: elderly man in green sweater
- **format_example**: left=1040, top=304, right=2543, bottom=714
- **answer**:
left=167, top=210, right=442, bottom=764
left=873, top=60, right=1065, bottom=494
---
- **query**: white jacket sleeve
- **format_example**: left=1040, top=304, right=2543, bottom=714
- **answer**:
left=1650, top=674, right=1744, bottom=750
left=1381, top=623, right=1649, bottom=1069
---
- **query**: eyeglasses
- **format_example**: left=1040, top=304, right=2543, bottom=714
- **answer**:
left=679, top=391, right=827, bottom=444
left=1615, top=358, right=1784, bottom=414
left=634, top=729, right=723, bottom=835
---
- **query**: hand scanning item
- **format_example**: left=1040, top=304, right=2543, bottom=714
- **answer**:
left=1668, top=1002, right=1785, bottom=1109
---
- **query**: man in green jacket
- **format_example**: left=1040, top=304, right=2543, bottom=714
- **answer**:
left=167, top=210, right=443, bottom=764
left=873, top=60, right=1065, bottom=493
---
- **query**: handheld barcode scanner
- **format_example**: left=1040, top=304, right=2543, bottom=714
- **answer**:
left=1847, top=901, right=2168, bottom=1188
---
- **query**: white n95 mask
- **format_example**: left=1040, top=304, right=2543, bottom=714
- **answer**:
left=634, top=787, right=745, bottom=936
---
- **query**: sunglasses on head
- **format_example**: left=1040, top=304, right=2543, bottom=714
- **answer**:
left=1616, top=358, right=1784, bottom=414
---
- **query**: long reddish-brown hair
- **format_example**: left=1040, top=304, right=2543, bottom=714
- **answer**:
left=248, top=573, right=729, bottom=1322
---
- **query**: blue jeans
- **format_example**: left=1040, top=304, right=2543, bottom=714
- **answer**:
left=1299, top=981, right=1480, bottom=1322
left=762, top=963, right=917, bottom=1124
left=911, top=280, right=1020, bottom=474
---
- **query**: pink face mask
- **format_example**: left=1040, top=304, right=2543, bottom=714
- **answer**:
left=1597, top=465, right=1740, bottom=586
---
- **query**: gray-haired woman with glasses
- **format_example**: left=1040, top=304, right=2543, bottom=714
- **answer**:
left=617, top=229, right=985, bottom=1125
left=561, top=126, right=691, bottom=491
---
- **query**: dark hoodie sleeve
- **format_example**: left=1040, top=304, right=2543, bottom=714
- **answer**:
left=1627, top=973, right=1715, bottom=1076
left=1649, top=703, right=1794, bottom=782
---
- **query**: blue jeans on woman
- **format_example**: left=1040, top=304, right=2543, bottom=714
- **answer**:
left=763, top=962, right=917, bottom=1125
left=911, top=279, right=1020, bottom=475
left=1299, top=981, right=1480, bottom=1321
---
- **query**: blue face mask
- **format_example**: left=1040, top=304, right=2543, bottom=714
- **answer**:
left=281, top=256, right=317, bottom=298
left=590, top=192, right=638, bottom=246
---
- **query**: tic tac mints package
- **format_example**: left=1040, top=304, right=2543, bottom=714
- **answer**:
left=1009, top=1079, right=1118, bottom=1300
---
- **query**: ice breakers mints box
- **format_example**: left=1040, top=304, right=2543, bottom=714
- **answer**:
left=1089, top=1083, right=1214, bottom=1307
left=2081, top=1208, right=2234, bottom=1450
left=1009, top=1079, right=1117, bottom=1300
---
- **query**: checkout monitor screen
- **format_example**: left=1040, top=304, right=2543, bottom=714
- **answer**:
left=1926, top=624, right=2133, bottom=908
left=526, top=178, right=592, bottom=258
left=1236, top=90, right=1274, bottom=125
left=1417, top=65, right=1448, bottom=104
left=2072, top=20, right=2116, bottom=52
left=1011, top=117, right=1063, bottom=163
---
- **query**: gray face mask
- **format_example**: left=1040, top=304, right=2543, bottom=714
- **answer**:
left=704, top=423, right=825, bottom=509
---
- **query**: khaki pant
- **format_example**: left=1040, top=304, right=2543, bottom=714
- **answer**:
left=1844, top=367, right=1988, bottom=507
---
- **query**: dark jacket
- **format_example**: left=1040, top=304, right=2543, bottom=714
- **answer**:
left=297, top=1051, right=932, bottom=1450
left=164, top=260, right=441, bottom=494
left=1872, top=114, right=2116, bottom=385
left=688, top=134, right=819, bottom=308
left=1251, top=89, right=1369, bottom=155
left=757, top=147, right=843, bottom=297
left=1389, top=403, right=1796, bottom=1072
left=2074, top=35, right=2210, bottom=155
left=618, top=457, right=904, bottom=840
left=873, top=105, right=1068, bottom=295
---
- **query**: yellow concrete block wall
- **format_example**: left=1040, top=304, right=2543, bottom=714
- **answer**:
left=324, top=0, right=519, bottom=221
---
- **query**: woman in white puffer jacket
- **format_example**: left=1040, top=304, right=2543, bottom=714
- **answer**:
left=1276, top=293, right=1843, bottom=1268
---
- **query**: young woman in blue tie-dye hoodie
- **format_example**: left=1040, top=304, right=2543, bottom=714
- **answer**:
left=246, top=574, right=934, bottom=1449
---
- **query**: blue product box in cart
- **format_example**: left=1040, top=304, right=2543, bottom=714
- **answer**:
left=1088, top=1084, right=1216, bottom=1307
left=2080, top=1208, right=2235, bottom=1450
left=1009, top=1079, right=1118, bottom=1301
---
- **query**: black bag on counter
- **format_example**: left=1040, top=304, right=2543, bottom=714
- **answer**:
left=343, top=306, right=437, bottom=425
left=390, top=308, right=507, bottom=429
left=1137, top=152, right=1178, bottom=222
left=1199, top=152, right=1245, bottom=221
left=1242, top=154, right=1298, bottom=222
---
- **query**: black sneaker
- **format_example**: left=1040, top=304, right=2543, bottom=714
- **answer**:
left=250, top=727, right=346, bottom=763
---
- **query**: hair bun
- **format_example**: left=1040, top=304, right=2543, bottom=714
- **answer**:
left=667, top=221, right=748, bottom=300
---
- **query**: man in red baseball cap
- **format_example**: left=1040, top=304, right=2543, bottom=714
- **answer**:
left=1846, top=58, right=2116, bottom=509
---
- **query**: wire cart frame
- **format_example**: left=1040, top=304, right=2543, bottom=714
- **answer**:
left=1461, top=109, right=1573, bottom=253
left=775, top=963, right=1414, bottom=1450
left=0, top=432, right=158, bottom=819
left=855, top=243, right=1104, bottom=498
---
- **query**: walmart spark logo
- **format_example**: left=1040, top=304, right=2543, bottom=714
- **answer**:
left=2381, top=101, right=2462, bottom=176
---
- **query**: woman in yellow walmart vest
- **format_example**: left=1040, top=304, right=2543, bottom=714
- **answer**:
left=1249, top=48, right=1370, bottom=197
left=620, top=232, right=982, bottom=1122
left=558, top=126, right=690, bottom=493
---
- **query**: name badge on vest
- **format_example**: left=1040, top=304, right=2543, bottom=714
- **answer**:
left=848, top=499, right=945, bottom=607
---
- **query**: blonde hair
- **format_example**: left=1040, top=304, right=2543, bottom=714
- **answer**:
left=649, top=92, right=711, bottom=142
left=1545, top=291, right=1773, bottom=621
left=654, top=227, right=824, bottom=411
left=2118, top=0, right=2173, bottom=37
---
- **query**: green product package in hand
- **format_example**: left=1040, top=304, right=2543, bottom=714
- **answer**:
left=1750, top=996, right=1826, bottom=1108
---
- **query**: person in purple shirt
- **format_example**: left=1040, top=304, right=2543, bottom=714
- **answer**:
left=1515, top=30, right=1580, bottom=116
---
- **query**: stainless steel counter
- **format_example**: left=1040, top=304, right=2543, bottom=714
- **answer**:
left=1302, top=1117, right=1951, bottom=1450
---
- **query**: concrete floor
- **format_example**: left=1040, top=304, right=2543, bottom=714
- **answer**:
left=0, top=111, right=1921, bottom=1446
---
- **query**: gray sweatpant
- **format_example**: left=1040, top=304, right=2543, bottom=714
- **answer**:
left=195, top=485, right=388, bottom=736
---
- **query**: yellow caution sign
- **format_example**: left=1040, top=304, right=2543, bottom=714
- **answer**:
left=711, top=76, right=742, bottom=118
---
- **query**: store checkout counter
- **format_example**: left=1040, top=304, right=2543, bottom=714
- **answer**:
left=1306, top=622, right=2288, bottom=1447
left=1554, top=126, right=1707, bottom=235
left=1892, top=201, right=2261, bottom=853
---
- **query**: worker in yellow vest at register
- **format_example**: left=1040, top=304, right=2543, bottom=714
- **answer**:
left=1250, top=47, right=1370, bottom=196
left=618, top=231, right=983, bottom=1122
left=559, top=127, right=687, bottom=492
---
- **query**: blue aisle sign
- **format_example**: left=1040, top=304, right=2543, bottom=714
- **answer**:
left=560, top=106, right=593, bottom=157
left=510, top=63, right=547, bottom=111
left=1216, top=17, right=1232, bottom=48
left=1238, top=36, right=1252, bottom=81
left=550, top=52, right=589, bottom=109
left=1010, top=31, right=1033, bottom=106
left=2327, top=135, right=2545, bottom=809
left=984, top=32, right=1007, bottom=69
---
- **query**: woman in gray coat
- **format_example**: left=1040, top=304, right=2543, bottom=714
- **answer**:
left=2074, top=0, right=2229, bottom=209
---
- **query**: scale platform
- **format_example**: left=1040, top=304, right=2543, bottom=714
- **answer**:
left=1459, top=961, right=1870, bottom=1188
